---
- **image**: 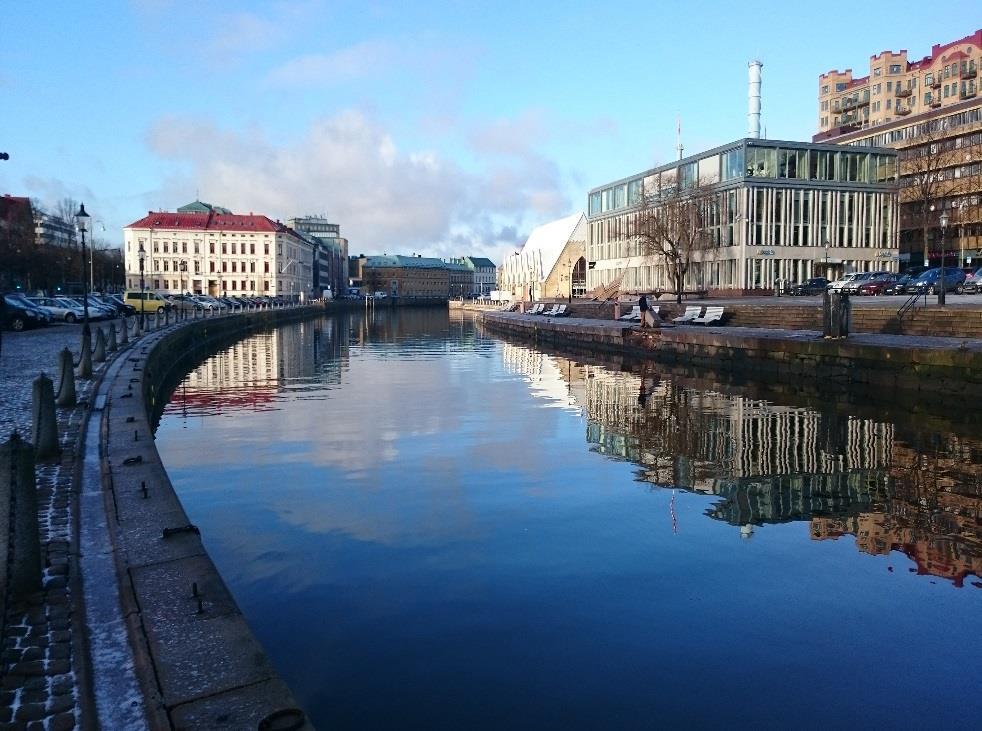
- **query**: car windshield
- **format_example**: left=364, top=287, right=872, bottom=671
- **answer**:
left=5, top=294, right=32, bottom=306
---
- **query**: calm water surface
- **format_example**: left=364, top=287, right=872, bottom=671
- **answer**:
left=156, top=309, right=982, bottom=729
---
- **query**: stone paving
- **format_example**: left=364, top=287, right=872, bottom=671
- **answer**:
left=0, top=320, right=120, bottom=731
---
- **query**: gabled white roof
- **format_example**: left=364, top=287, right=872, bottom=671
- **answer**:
left=507, top=212, right=586, bottom=281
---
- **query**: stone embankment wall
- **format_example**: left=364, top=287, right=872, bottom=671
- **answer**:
left=99, top=307, right=320, bottom=730
left=480, top=311, right=982, bottom=401
left=487, top=300, right=982, bottom=338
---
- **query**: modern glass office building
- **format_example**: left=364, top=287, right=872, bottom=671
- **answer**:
left=587, top=138, right=900, bottom=293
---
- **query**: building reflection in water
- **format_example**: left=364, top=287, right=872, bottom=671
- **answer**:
left=166, top=316, right=350, bottom=421
left=502, top=340, right=982, bottom=588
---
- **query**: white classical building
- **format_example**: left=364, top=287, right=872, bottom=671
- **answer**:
left=497, top=213, right=588, bottom=301
left=123, top=207, right=314, bottom=299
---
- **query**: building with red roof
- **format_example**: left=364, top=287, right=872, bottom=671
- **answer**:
left=122, top=202, right=314, bottom=299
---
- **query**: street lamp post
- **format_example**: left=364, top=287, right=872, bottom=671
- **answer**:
left=179, top=260, right=188, bottom=319
left=75, top=204, right=93, bottom=377
left=138, top=243, right=147, bottom=330
left=939, top=211, right=949, bottom=307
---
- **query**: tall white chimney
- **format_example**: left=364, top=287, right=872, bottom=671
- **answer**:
left=748, top=59, right=763, bottom=139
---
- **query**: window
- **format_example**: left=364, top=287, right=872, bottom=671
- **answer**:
left=873, top=67, right=882, bottom=77
left=889, top=64, right=901, bottom=74
left=231, top=242, right=237, bottom=255
left=872, top=83, right=881, bottom=94
left=194, top=241, right=199, bottom=254
left=821, top=84, right=829, bottom=95
left=836, top=82, right=847, bottom=92
left=209, top=242, right=215, bottom=254
left=821, top=100, right=829, bottom=110
left=222, top=242, right=227, bottom=254
left=250, top=243, right=255, bottom=255
left=886, top=81, right=893, bottom=92
left=886, top=99, right=892, bottom=109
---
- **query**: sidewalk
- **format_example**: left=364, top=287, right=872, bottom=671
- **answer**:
left=1, top=322, right=96, bottom=730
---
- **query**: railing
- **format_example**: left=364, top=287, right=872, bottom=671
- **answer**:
left=896, top=106, right=912, bottom=116
left=896, top=87, right=912, bottom=97
left=897, top=290, right=927, bottom=322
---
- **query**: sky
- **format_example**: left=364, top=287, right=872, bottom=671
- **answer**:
left=1, top=1, right=978, bottom=264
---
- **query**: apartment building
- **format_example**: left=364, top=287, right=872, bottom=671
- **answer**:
left=352, top=255, right=450, bottom=297
left=287, top=216, right=349, bottom=299
left=815, top=29, right=982, bottom=267
left=123, top=205, right=314, bottom=298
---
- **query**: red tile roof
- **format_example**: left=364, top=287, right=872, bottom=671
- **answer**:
left=125, top=211, right=286, bottom=232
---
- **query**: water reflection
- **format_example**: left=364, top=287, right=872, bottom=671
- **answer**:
left=502, top=340, right=981, bottom=588
left=157, top=312, right=982, bottom=728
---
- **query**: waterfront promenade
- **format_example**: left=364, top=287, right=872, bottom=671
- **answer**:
left=2, top=300, right=980, bottom=728
left=0, top=309, right=318, bottom=730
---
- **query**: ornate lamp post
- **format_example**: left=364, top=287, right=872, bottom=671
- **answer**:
left=179, top=260, right=188, bottom=319
left=138, top=242, right=147, bottom=330
left=75, top=204, right=92, bottom=377
left=939, top=211, right=949, bottom=307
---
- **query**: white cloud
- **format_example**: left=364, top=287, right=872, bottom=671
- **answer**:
left=144, top=109, right=573, bottom=261
left=264, top=40, right=398, bottom=87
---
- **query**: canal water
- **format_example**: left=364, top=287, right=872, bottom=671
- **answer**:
left=155, top=308, right=981, bottom=729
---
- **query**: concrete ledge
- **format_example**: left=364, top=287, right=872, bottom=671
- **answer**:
left=97, top=308, right=320, bottom=729
left=481, top=311, right=982, bottom=400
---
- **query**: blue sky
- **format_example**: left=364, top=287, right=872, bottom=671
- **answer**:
left=1, top=1, right=978, bottom=262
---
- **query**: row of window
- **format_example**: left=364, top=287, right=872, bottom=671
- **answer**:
left=851, top=105, right=982, bottom=148
left=589, top=148, right=897, bottom=216
left=821, top=59, right=978, bottom=96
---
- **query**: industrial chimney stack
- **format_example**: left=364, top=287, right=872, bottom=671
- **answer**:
left=748, top=60, right=763, bottom=139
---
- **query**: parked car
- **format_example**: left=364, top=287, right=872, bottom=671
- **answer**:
left=857, top=273, right=898, bottom=296
left=95, top=294, right=136, bottom=317
left=123, top=290, right=171, bottom=314
left=194, top=295, right=225, bottom=311
left=3, top=293, right=50, bottom=330
left=907, top=267, right=966, bottom=295
left=61, top=295, right=114, bottom=320
left=964, top=267, right=982, bottom=294
left=828, top=272, right=863, bottom=293
left=789, top=277, right=829, bottom=296
left=27, top=296, right=86, bottom=322
left=165, top=294, right=202, bottom=312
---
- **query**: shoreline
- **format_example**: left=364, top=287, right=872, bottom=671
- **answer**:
left=479, top=310, right=982, bottom=402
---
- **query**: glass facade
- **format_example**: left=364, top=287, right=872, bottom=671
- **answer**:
left=589, top=140, right=898, bottom=217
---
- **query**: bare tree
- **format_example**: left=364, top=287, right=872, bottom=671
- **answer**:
left=54, top=197, right=80, bottom=248
left=634, top=181, right=713, bottom=304
left=899, top=119, right=971, bottom=265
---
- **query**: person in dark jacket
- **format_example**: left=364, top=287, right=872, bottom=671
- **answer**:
left=639, top=294, right=649, bottom=328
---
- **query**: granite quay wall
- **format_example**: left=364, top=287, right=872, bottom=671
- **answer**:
left=480, top=312, right=982, bottom=404
left=95, top=306, right=320, bottom=730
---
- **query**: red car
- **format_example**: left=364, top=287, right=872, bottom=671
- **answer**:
left=857, top=273, right=898, bottom=295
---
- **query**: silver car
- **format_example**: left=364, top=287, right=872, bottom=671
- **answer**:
left=28, top=296, right=86, bottom=323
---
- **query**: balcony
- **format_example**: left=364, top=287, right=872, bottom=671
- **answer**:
left=930, top=99, right=942, bottom=108
left=841, top=96, right=858, bottom=110
left=961, top=86, right=978, bottom=100
left=896, top=106, right=911, bottom=116
left=896, top=86, right=912, bottom=97
left=961, top=63, right=977, bottom=79
left=931, top=76, right=942, bottom=88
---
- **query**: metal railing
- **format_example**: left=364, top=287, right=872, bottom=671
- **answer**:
left=897, top=290, right=927, bottom=322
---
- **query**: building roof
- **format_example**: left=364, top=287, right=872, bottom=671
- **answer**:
left=125, top=210, right=307, bottom=239
left=177, top=200, right=232, bottom=214
left=504, top=212, right=586, bottom=281
left=464, top=256, right=496, bottom=269
left=363, top=255, right=448, bottom=269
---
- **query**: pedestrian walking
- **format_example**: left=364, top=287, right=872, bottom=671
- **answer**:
left=639, top=293, right=649, bottom=328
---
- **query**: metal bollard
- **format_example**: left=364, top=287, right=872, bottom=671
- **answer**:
left=93, top=327, right=107, bottom=363
left=120, top=316, right=130, bottom=345
left=32, top=373, right=60, bottom=461
left=0, top=433, right=42, bottom=603
left=107, top=322, right=118, bottom=352
left=55, top=348, right=76, bottom=408
left=78, top=327, right=93, bottom=379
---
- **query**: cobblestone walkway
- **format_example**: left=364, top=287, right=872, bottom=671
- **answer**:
left=1, top=322, right=108, bottom=730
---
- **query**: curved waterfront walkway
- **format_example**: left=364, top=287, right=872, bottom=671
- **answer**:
left=1, top=308, right=319, bottom=730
